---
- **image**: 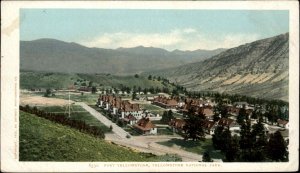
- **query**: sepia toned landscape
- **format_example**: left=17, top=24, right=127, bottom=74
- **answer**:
left=19, top=9, right=289, bottom=162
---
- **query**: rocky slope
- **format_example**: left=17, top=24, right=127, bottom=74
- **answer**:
left=146, top=33, right=289, bottom=101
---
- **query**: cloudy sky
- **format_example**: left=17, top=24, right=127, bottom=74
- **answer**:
left=20, top=9, right=289, bottom=51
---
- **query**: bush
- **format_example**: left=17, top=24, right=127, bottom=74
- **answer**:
left=117, top=120, right=124, bottom=127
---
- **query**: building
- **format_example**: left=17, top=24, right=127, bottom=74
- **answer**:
left=133, top=117, right=157, bottom=135
left=202, top=120, right=216, bottom=135
left=169, top=118, right=186, bottom=133
left=98, top=95, right=143, bottom=119
left=78, top=86, right=92, bottom=92
left=202, top=108, right=214, bottom=120
left=152, top=96, right=178, bottom=109
left=233, top=101, right=249, bottom=108
left=120, top=101, right=143, bottom=119
left=122, top=114, right=137, bottom=125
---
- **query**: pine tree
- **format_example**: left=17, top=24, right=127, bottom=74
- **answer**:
left=225, top=134, right=240, bottom=162
left=267, top=131, right=288, bottom=161
left=183, top=114, right=205, bottom=141
left=237, top=106, right=247, bottom=125
left=212, top=126, right=224, bottom=150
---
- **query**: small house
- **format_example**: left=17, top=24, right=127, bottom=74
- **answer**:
left=202, top=120, right=216, bottom=135
left=133, top=118, right=157, bottom=135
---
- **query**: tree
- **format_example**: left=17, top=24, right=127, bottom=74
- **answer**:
left=134, top=74, right=139, bottom=78
left=161, top=110, right=174, bottom=124
left=267, top=131, right=288, bottom=161
left=225, top=134, right=240, bottom=162
left=148, top=75, right=152, bottom=80
left=213, top=113, right=221, bottom=122
left=117, top=119, right=124, bottom=127
left=44, top=88, right=51, bottom=97
left=202, top=151, right=213, bottom=162
left=183, top=114, right=205, bottom=141
left=237, top=106, right=247, bottom=125
left=157, top=76, right=161, bottom=81
left=132, top=91, right=137, bottom=100
left=91, top=86, right=97, bottom=94
left=214, top=103, right=229, bottom=119
left=88, top=81, right=93, bottom=87
left=212, top=126, right=224, bottom=150
left=239, top=120, right=256, bottom=161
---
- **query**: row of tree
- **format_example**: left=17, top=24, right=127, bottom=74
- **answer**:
left=20, top=105, right=105, bottom=139
left=212, top=116, right=288, bottom=162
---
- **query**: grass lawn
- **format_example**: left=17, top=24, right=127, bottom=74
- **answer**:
left=19, top=111, right=163, bottom=161
left=20, top=71, right=77, bottom=89
left=141, top=104, right=166, bottom=116
left=37, top=105, right=85, bottom=112
left=157, top=128, right=174, bottom=135
left=157, top=138, right=224, bottom=160
left=54, top=92, right=99, bottom=105
left=38, top=105, right=111, bottom=133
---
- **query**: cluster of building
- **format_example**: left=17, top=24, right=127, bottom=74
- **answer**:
left=97, top=95, right=157, bottom=135
left=97, top=94, right=289, bottom=136
left=169, top=117, right=240, bottom=135
left=154, top=96, right=289, bottom=136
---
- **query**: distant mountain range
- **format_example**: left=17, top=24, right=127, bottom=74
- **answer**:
left=20, top=39, right=225, bottom=75
left=20, top=33, right=289, bottom=101
left=145, top=33, right=289, bottom=101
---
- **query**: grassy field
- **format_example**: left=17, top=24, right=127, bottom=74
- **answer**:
left=157, top=138, right=224, bottom=160
left=37, top=105, right=85, bottom=112
left=78, top=73, right=174, bottom=89
left=54, top=92, right=99, bottom=105
left=21, top=71, right=175, bottom=91
left=140, top=104, right=166, bottom=117
left=20, top=71, right=78, bottom=89
left=141, top=104, right=183, bottom=118
left=157, top=128, right=174, bottom=135
left=37, top=105, right=111, bottom=133
left=20, top=111, right=183, bottom=161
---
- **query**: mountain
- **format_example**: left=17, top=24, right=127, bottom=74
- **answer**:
left=20, top=39, right=225, bottom=75
left=145, top=33, right=289, bottom=101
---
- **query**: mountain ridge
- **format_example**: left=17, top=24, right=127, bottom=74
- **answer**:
left=144, top=33, right=289, bottom=101
left=20, top=39, right=225, bottom=75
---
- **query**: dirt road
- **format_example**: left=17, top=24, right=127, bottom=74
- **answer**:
left=76, top=102, right=130, bottom=139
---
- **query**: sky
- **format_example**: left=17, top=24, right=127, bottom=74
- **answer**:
left=20, top=9, right=289, bottom=51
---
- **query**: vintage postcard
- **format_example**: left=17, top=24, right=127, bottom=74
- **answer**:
left=1, top=0, right=299, bottom=172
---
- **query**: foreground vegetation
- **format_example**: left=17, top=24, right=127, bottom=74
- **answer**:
left=19, top=111, right=181, bottom=161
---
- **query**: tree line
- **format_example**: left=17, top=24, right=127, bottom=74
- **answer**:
left=20, top=105, right=105, bottom=139
left=212, top=116, right=288, bottom=162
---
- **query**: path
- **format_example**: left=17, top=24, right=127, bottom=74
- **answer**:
left=105, top=134, right=202, bottom=162
left=76, top=102, right=220, bottom=162
left=76, top=102, right=129, bottom=139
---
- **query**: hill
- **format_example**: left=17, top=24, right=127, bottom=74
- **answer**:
left=145, top=33, right=289, bottom=101
left=20, top=71, right=175, bottom=90
left=19, top=111, right=168, bottom=161
left=20, top=39, right=225, bottom=75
